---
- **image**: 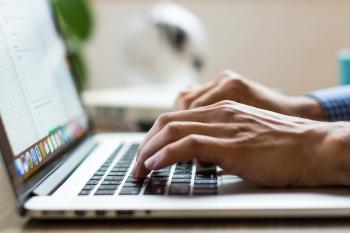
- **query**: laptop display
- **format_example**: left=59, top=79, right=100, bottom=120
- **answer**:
left=0, top=0, right=89, bottom=185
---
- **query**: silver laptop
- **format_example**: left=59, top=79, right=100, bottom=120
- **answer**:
left=1, top=0, right=350, bottom=219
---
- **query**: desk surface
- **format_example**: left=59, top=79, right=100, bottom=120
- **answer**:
left=2, top=170, right=350, bottom=232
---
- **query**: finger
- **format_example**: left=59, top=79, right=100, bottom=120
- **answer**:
left=144, top=135, right=232, bottom=171
left=189, top=85, right=226, bottom=109
left=136, top=100, right=237, bottom=161
left=133, top=122, right=239, bottom=178
left=175, top=80, right=217, bottom=110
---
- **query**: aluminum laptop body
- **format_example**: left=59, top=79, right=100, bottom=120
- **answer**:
left=1, top=0, right=350, bottom=219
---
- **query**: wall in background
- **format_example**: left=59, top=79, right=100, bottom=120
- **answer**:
left=86, top=0, right=350, bottom=95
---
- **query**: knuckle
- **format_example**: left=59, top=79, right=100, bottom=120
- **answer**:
left=185, top=134, right=201, bottom=148
left=157, top=113, right=172, bottom=128
left=165, top=122, right=183, bottom=136
left=190, top=101, right=203, bottom=109
left=225, top=77, right=246, bottom=91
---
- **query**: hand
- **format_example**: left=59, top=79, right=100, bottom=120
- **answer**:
left=174, top=70, right=325, bottom=121
left=133, top=100, right=350, bottom=187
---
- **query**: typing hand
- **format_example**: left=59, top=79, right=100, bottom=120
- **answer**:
left=132, top=100, right=349, bottom=187
left=174, top=70, right=325, bottom=121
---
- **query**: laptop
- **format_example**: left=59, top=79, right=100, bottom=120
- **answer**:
left=1, top=0, right=350, bottom=220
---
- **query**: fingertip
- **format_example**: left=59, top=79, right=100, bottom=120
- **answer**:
left=144, top=156, right=157, bottom=170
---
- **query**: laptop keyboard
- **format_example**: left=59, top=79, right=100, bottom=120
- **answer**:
left=79, top=144, right=218, bottom=196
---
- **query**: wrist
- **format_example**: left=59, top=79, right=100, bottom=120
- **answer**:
left=287, top=96, right=326, bottom=121
left=316, top=122, right=350, bottom=186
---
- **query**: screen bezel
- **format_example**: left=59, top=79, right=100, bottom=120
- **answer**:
left=0, top=0, right=94, bottom=215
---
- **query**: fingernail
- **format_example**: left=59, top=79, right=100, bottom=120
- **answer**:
left=145, top=157, right=156, bottom=169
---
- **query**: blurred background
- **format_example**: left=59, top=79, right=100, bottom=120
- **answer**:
left=57, top=0, right=350, bottom=131
left=85, top=0, right=350, bottom=94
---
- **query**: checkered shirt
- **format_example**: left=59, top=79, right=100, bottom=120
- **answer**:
left=309, top=85, right=350, bottom=122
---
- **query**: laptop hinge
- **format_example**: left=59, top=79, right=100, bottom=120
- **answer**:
left=32, top=137, right=98, bottom=196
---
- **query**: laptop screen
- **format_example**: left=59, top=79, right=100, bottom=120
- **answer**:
left=0, top=0, right=89, bottom=182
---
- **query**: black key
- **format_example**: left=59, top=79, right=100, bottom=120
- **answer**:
left=94, top=190, right=115, bottom=195
left=193, top=184, right=217, bottom=189
left=122, top=182, right=143, bottom=188
left=82, top=185, right=96, bottom=190
left=156, top=167, right=171, bottom=172
left=90, top=175, right=103, bottom=180
left=193, top=189, right=218, bottom=195
left=98, top=185, right=119, bottom=190
left=108, top=172, right=126, bottom=176
left=195, top=174, right=217, bottom=180
left=104, top=176, right=125, bottom=181
left=79, top=190, right=90, bottom=195
left=148, top=177, right=168, bottom=182
left=196, top=166, right=216, bottom=174
left=151, top=172, right=169, bottom=177
left=149, top=180, right=168, bottom=186
left=171, top=179, right=191, bottom=183
left=169, top=184, right=190, bottom=195
left=87, top=180, right=100, bottom=185
left=111, top=167, right=129, bottom=172
left=144, top=186, right=166, bottom=195
left=94, top=171, right=106, bottom=176
left=172, top=174, right=192, bottom=179
left=119, top=187, right=141, bottom=195
left=114, top=165, right=130, bottom=169
left=102, top=180, right=121, bottom=185
left=126, top=177, right=145, bottom=184
left=174, top=170, right=191, bottom=174
left=194, top=180, right=217, bottom=185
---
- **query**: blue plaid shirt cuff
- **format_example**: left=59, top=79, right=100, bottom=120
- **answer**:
left=308, top=85, right=350, bottom=122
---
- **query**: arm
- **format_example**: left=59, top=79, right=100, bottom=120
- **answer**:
left=132, top=101, right=350, bottom=187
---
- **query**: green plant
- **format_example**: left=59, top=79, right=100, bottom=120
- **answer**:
left=52, top=0, right=94, bottom=90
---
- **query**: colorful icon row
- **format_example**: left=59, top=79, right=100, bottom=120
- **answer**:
left=14, top=122, right=82, bottom=177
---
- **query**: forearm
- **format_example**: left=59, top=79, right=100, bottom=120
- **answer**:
left=316, top=122, right=350, bottom=186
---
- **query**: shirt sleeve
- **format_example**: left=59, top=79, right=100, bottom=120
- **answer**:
left=308, top=85, right=350, bottom=122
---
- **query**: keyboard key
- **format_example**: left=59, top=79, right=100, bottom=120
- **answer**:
left=196, top=166, right=216, bottom=174
left=171, top=179, right=191, bottom=183
left=79, top=190, right=90, bottom=195
left=193, top=184, right=217, bottom=189
left=149, top=180, right=168, bottom=186
left=151, top=172, right=169, bottom=177
left=87, top=180, right=100, bottom=185
left=174, top=170, right=191, bottom=174
left=123, top=182, right=143, bottom=188
left=101, top=180, right=121, bottom=185
left=94, top=171, right=106, bottom=176
left=82, top=185, right=96, bottom=190
left=156, top=167, right=171, bottom=172
left=119, top=187, right=141, bottom=195
left=148, top=177, right=168, bottom=182
left=194, top=180, right=217, bottom=185
left=193, top=189, right=218, bottom=195
left=108, top=172, right=126, bottom=176
left=94, top=190, right=115, bottom=195
left=90, top=175, right=103, bottom=180
left=111, top=167, right=129, bottom=172
left=195, top=174, right=217, bottom=180
left=126, top=177, right=145, bottom=184
left=104, top=176, right=125, bottom=181
left=98, top=185, right=119, bottom=190
left=144, top=186, right=166, bottom=195
left=172, top=174, right=192, bottom=179
left=169, top=184, right=190, bottom=195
